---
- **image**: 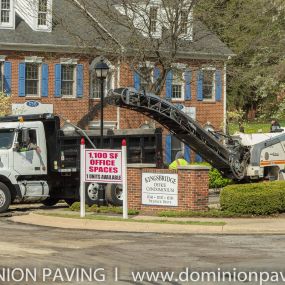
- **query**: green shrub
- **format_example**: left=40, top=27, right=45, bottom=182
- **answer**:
left=191, top=162, right=232, bottom=189
left=220, top=181, right=285, bottom=215
left=209, top=168, right=232, bottom=189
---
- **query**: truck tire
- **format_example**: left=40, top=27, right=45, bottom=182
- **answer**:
left=85, top=183, right=99, bottom=206
left=105, top=184, right=123, bottom=206
left=0, top=182, right=11, bottom=213
left=42, top=198, right=59, bottom=207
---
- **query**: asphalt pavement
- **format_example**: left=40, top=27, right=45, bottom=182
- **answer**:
left=1, top=219, right=285, bottom=284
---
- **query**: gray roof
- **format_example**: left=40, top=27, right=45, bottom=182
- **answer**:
left=0, top=0, right=234, bottom=59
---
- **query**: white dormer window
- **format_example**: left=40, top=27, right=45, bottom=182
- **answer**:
left=179, top=9, right=193, bottom=41
left=149, top=6, right=158, bottom=33
left=180, top=10, right=188, bottom=34
left=38, top=0, right=48, bottom=26
left=14, top=0, right=51, bottom=32
left=1, top=0, right=10, bottom=23
left=0, top=0, right=14, bottom=28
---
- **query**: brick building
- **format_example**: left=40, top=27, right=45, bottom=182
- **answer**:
left=0, top=0, right=234, bottom=164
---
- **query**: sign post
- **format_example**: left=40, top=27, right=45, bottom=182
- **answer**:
left=122, top=139, right=128, bottom=219
left=84, top=145, right=127, bottom=219
left=80, top=138, right=86, bottom=218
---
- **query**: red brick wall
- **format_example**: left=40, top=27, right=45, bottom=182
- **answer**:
left=6, top=51, right=90, bottom=124
left=5, top=50, right=225, bottom=163
left=127, top=167, right=209, bottom=213
left=89, top=60, right=225, bottom=131
left=5, top=51, right=224, bottom=129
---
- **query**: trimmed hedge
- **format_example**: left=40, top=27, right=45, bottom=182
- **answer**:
left=220, top=181, right=285, bottom=215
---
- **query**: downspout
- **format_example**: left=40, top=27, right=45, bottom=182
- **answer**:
left=223, top=61, right=227, bottom=134
left=116, top=59, right=121, bottom=129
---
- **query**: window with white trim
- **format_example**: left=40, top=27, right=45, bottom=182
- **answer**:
left=38, top=0, right=48, bottom=26
left=90, top=58, right=114, bottom=99
left=61, top=65, right=75, bottom=97
left=172, top=70, right=184, bottom=100
left=203, top=69, right=215, bottom=100
left=140, top=67, right=152, bottom=92
left=25, top=63, right=40, bottom=97
left=171, top=136, right=183, bottom=162
left=92, top=72, right=113, bottom=99
left=0, top=0, right=10, bottom=24
left=149, top=6, right=158, bottom=33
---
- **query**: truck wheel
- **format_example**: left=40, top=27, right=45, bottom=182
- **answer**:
left=85, top=183, right=99, bottom=206
left=0, top=182, right=11, bottom=213
left=105, top=184, right=123, bottom=206
left=42, top=198, right=59, bottom=207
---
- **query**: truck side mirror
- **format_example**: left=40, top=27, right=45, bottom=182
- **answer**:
left=21, top=128, right=30, bottom=145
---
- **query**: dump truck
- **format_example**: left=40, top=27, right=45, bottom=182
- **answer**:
left=0, top=113, right=162, bottom=212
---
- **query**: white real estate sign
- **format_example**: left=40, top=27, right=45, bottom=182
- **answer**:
left=12, top=101, right=53, bottom=115
left=142, top=173, right=178, bottom=207
left=84, top=149, right=122, bottom=183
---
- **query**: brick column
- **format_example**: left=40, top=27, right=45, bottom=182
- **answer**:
left=178, top=165, right=210, bottom=211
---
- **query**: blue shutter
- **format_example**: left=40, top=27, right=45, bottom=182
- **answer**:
left=165, top=134, right=172, bottom=164
left=184, top=70, right=191, bottom=100
left=166, top=70, right=173, bottom=99
left=215, top=70, right=222, bottom=101
left=18, top=63, right=26, bottom=97
left=197, top=70, right=203, bottom=101
left=76, top=64, right=83, bottom=98
left=154, top=66, right=160, bottom=80
left=195, top=153, right=203, bottom=163
left=54, top=64, right=61, bottom=97
left=41, top=63, right=48, bottom=97
left=133, top=71, right=140, bottom=91
left=184, top=145, right=191, bottom=163
left=4, top=61, right=11, bottom=95
left=153, top=67, right=160, bottom=95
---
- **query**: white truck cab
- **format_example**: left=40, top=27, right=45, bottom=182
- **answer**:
left=0, top=120, right=49, bottom=212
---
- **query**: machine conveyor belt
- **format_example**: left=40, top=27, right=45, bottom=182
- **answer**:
left=106, top=88, right=233, bottom=173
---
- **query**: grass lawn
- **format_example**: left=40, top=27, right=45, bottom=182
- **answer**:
left=228, top=120, right=285, bottom=135
left=37, top=212, right=226, bottom=226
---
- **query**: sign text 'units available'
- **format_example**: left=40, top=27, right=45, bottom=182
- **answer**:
left=85, top=149, right=122, bottom=183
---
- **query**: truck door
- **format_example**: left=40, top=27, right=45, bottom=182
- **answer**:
left=13, top=128, right=46, bottom=176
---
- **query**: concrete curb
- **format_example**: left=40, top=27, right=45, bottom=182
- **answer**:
left=9, top=213, right=285, bottom=235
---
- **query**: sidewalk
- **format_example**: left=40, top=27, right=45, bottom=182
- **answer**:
left=9, top=212, right=285, bottom=234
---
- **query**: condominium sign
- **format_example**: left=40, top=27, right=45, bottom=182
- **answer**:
left=85, top=149, right=122, bottom=183
left=142, top=173, right=178, bottom=207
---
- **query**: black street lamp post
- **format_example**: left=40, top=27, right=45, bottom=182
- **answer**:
left=95, top=59, right=110, bottom=148
left=94, top=59, right=109, bottom=206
